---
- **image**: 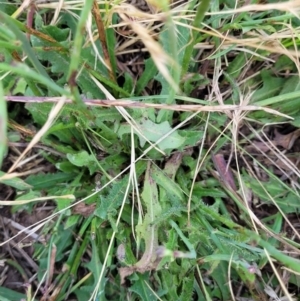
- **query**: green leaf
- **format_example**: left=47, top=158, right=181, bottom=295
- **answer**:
left=31, top=33, right=105, bottom=99
left=243, top=174, right=296, bottom=213
left=0, top=286, right=36, bottom=301
left=12, top=190, right=41, bottom=213
left=0, top=2, right=16, bottom=14
left=11, top=77, right=27, bottom=95
left=275, top=76, right=300, bottom=115
left=119, top=163, right=163, bottom=284
left=0, top=12, right=52, bottom=82
left=25, top=102, right=53, bottom=125
left=67, top=151, right=99, bottom=175
left=94, top=119, right=119, bottom=141
left=94, top=107, right=121, bottom=123
left=193, top=185, right=227, bottom=199
left=95, top=161, right=146, bottom=219
left=0, top=171, right=32, bottom=190
left=42, top=24, right=70, bottom=41
left=136, top=164, right=162, bottom=266
left=211, top=264, right=231, bottom=300
left=55, top=161, right=79, bottom=173
left=250, top=231, right=300, bottom=274
left=251, top=70, right=285, bottom=103
left=95, top=176, right=130, bottom=220
left=150, top=206, right=184, bottom=226
left=234, top=264, right=256, bottom=288
left=136, top=58, right=157, bottom=95
left=123, top=72, right=134, bottom=94
left=129, top=273, right=158, bottom=301
left=280, top=76, right=300, bottom=96
left=225, top=52, right=247, bottom=80
left=274, top=54, right=296, bottom=72
left=64, top=214, right=81, bottom=229
left=25, top=172, right=76, bottom=189
left=67, top=151, right=94, bottom=167
left=160, top=269, right=179, bottom=300
left=169, top=220, right=195, bottom=256
left=0, top=76, right=8, bottom=169
left=276, top=192, right=300, bottom=214
left=182, top=73, right=209, bottom=95
left=0, top=62, right=69, bottom=96
left=179, top=274, right=194, bottom=301
left=118, top=117, right=185, bottom=153
left=179, top=129, right=204, bottom=148
left=7, top=131, right=21, bottom=143
left=82, top=239, right=108, bottom=301
left=151, top=165, right=185, bottom=206
left=100, top=154, right=127, bottom=171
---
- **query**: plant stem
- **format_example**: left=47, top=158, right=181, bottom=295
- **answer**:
left=181, top=0, right=211, bottom=77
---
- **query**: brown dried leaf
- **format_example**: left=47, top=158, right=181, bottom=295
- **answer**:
left=273, top=155, right=300, bottom=172
left=119, top=266, right=134, bottom=284
left=119, top=258, right=160, bottom=284
left=273, top=128, right=300, bottom=150
left=72, top=203, right=96, bottom=217
left=212, top=153, right=237, bottom=191
left=246, top=141, right=272, bottom=153
left=164, top=152, right=184, bottom=179
left=246, top=128, right=300, bottom=154
left=116, top=244, right=126, bottom=262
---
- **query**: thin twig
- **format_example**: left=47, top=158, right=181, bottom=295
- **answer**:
left=4, top=96, right=292, bottom=118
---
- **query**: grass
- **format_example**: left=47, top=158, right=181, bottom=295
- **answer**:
left=1, top=0, right=300, bottom=300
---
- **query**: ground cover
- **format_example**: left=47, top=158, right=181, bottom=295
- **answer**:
left=1, top=0, right=300, bottom=300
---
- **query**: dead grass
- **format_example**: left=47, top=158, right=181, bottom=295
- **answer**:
left=1, top=0, right=300, bottom=300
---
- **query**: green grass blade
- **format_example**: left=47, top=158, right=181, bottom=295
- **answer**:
left=181, top=0, right=211, bottom=76
left=0, top=62, right=70, bottom=96
left=0, top=79, right=7, bottom=169
left=0, top=11, right=53, bottom=82
left=67, top=0, right=94, bottom=98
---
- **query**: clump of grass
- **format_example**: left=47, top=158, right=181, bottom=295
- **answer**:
left=1, top=0, right=300, bottom=300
